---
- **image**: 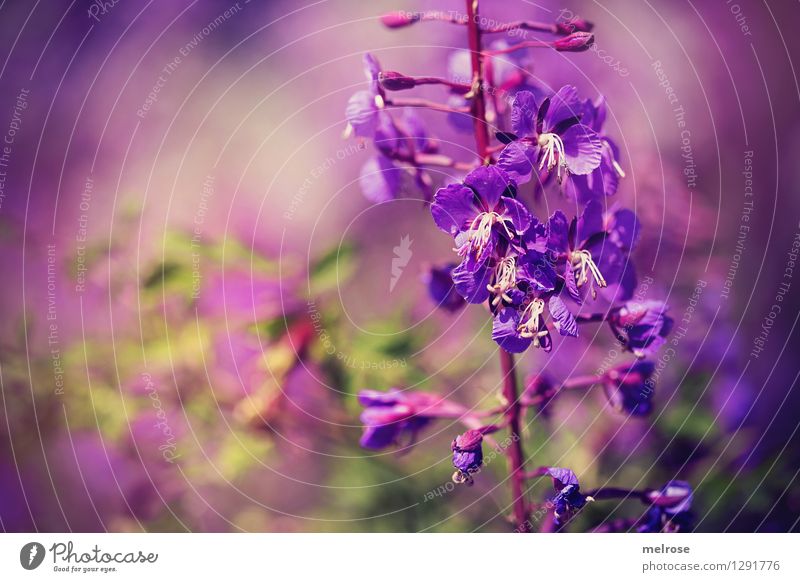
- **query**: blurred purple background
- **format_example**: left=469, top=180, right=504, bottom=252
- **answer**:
left=0, top=0, right=798, bottom=532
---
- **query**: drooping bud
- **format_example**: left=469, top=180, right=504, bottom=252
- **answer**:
left=379, top=71, right=418, bottom=91
left=380, top=11, right=420, bottom=29
left=451, top=429, right=484, bottom=478
left=602, top=360, right=655, bottom=416
left=553, top=32, right=594, bottom=52
left=555, top=18, right=594, bottom=35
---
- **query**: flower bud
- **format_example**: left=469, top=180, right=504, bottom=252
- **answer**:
left=451, top=429, right=484, bottom=475
left=554, top=32, right=594, bottom=52
left=602, top=361, right=655, bottom=416
left=555, top=18, right=594, bottom=35
left=380, top=11, right=420, bottom=29
left=379, top=71, right=417, bottom=91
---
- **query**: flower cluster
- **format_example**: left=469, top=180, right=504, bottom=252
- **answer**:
left=430, top=162, right=641, bottom=354
left=347, top=1, right=690, bottom=533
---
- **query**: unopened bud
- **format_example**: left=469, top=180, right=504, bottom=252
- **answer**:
left=380, top=11, right=420, bottom=29
left=555, top=18, right=594, bottom=35
left=554, top=32, right=594, bottom=52
left=379, top=71, right=417, bottom=91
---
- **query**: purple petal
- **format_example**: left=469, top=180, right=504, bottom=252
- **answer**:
left=425, top=264, right=466, bottom=312
left=360, top=423, right=400, bottom=449
left=545, top=467, right=580, bottom=490
left=363, top=53, right=381, bottom=82
left=564, top=260, right=583, bottom=304
left=447, top=95, right=474, bottom=133
left=548, top=295, right=578, bottom=337
left=359, top=156, right=402, bottom=203
left=447, top=50, right=471, bottom=83
left=511, top=90, right=539, bottom=136
left=452, top=260, right=491, bottom=304
left=431, top=182, right=478, bottom=236
left=358, top=389, right=402, bottom=407
left=608, top=208, right=640, bottom=251
left=491, top=308, right=531, bottom=353
left=543, top=85, right=583, bottom=130
left=500, top=195, right=533, bottom=235
left=519, top=250, right=557, bottom=292
left=561, top=124, right=602, bottom=175
left=464, top=165, right=514, bottom=210
left=345, top=90, right=379, bottom=138
left=578, top=199, right=605, bottom=244
left=547, top=210, right=570, bottom=252
left=497, top=141, right=537, bottom=184
left=402, top=109, right=435, bottom=153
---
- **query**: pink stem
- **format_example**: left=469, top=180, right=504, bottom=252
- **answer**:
left=500, top=349, right=531, bottom=531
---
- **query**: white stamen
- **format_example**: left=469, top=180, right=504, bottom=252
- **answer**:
left=486, top=256, right=517, bottom=306
left=571, top=249, right=607, bottom=298
left=602, top=140, right=625, bottom=178
left=537, top=132, right=568, bottom=182
left=517, top=298, right=549, bottom=348
left=455, top=212, right=514, bottom=263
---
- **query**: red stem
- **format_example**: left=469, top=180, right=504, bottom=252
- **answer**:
left=465, top=0, right=529, bottom=532
left=500, top=349, right=531, bottom=531
left=465, top=0, right=491, bottom=162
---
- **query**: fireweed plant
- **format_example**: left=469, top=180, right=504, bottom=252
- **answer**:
left=344, top=2, right=691, bottom=532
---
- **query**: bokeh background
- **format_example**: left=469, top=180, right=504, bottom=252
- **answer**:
left=0, top=0, right=799, bottom=532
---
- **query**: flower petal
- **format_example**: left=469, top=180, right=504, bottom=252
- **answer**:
left=497, top=141, right=538, bottom=184
left=511, top=90, right=539, bottom=137
left=500, top=195, right=533, bottom=235
left=547, top=210, right=570, bottom=252
left=491, top=308, right=531, bottom=353
left=549, top=295, right=578, bottom=337
left=345, top=90, right=379, bottom=138
left=359, top=156, right=402, bottom=203
left=464, top=165, right=515, bottom=210
left=431, top=182, right=478, bottom=236
left=452, top=260, right=491, bottom=304
left=543, top=85, right=583, bottom=130
left=561, top=124, right=602, bottom=175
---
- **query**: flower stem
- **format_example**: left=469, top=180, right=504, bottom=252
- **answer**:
left=465, top=0, right=491, bottom=162
left=500, top=349, right=531, bottom=531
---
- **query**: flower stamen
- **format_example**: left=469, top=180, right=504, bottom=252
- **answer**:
left=537, top=132, right=568, bottom=182
left=571, top=249, right=607, bottom=298
left=455, top=211, right=514, bottom=263
left=517, top=298, right=549, bottom=348
left=486, top=256, right=517, bottom=306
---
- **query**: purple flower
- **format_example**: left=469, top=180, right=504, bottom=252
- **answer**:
left=497, top=86, right=602, bottom=185
left=544, top=468, right=591, bottom=526
left=565, top=97, right=626, bottom=201
left=345, top=54, right=385, bottom=138
left=451, top=429, right=484, bottom=479
left=453, top=242, right=557, bottom=308
left=608, top=300, right=673, bottom=357
left=359, top=155, right=403, bottom=202
left=423, top=263, right=466, bottom=312
left=431, top=165, right=531, bottom=271
left=492, top=300, right=551, bottom=353
left=639, top=481, right=694, bottom=532
left=547, top=201, right=633, bottom=301
left=602, top=360, right=655, bottom=416
left=357, top=389, right=461, bottom=450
